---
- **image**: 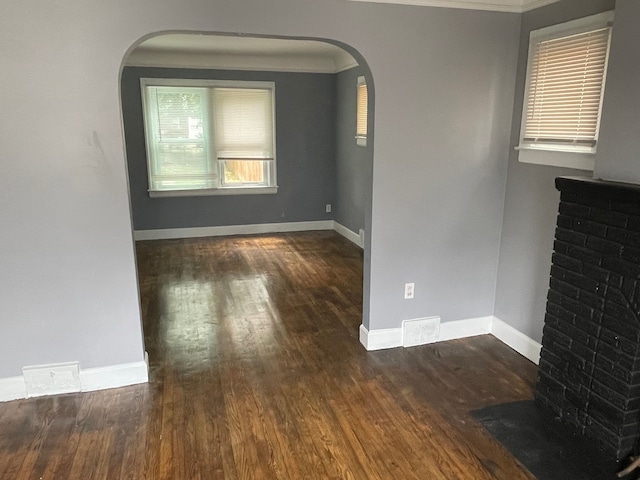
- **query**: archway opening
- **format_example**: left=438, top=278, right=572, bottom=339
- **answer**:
left=119, top=31, right=375, bottom=364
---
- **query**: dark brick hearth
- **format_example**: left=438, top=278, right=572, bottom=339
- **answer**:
left=537, top=176, right=640, bottom=461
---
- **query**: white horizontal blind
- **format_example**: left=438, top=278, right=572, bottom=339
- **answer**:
left=523, top=26, right=611, bottom=149
left=213, top=88, right=274, bottom=161
left=356, top=80, right=368, bottom=138
left=145, top=86, right=215, bottom=190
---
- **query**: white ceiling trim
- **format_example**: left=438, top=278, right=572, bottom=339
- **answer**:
left=126, top=35, right=359, bottom=74
left=346, top=0, right=560, bottom=13
left=126, top=50, right=358, bottom=74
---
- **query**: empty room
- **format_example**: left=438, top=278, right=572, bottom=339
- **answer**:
left=1, top=0, right=638, bottom=478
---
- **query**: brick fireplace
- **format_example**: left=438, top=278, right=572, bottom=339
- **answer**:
left=536, top=176, right=640, bottom=460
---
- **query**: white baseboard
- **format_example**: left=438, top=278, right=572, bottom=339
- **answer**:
left=0, top=358, right=149, bottom=403
left=333, top=222, right=364, bottom=248
left=0, top=376, right=28, bottom=402
left=360, top=315, right=541, bottom=364
left=134, top=220, right=334, bottom=241
left=360, top=315, right=492, bottom=351
left=134, top=220, right=366, bottom=248
left=438, top=316, right=493, bottom=342
left=79, top=359, right=149, bottom=392
left=491, top=317, right=541, bottom=365
left=359, top=324, right=403, bottom=350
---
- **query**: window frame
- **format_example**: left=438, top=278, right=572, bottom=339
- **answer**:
left=356, top=75, right=368, bottom=147
left=140, top=77, right=278, bottom=198
left=516, top=11, right=614, bottom=171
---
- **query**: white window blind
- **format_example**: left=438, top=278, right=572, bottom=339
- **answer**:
left=141, top=79, right=276, bottom=195
left=145, top=86, right=214, bottom=191
left=213, top=88, right=274, bottom=161
left=522, top=20, right=612, bottom=152
left=356, top=76, right=368, bottom=146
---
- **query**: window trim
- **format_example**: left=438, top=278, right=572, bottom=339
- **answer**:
left=517, top=11, right=614, bottom=170
left=140, top=77, right=278, bottom=197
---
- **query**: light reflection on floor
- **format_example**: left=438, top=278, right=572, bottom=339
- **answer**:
left=159, top=274, right=278, bottom=367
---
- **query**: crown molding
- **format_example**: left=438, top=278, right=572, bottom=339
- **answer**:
left=126, top=49, right=358, bottom=74
left=346, top=0, right=560, bottom=13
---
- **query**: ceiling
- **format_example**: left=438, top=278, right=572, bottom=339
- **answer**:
left=126, top=35, right=358, bottom=74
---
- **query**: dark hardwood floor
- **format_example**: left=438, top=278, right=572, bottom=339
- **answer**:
left=0, top=231, right=538, bottom=479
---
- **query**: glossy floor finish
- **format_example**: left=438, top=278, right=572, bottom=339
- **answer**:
left=0, top=231, right=538, bottom=479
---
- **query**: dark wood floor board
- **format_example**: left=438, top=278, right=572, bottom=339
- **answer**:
left=0, top=231, right=539, bottom=479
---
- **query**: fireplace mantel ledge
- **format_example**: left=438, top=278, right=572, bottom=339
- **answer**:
left=556, top=176, right=640, bottom=201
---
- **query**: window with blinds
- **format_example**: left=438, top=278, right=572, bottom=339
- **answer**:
left=519, top=11, right=613, bottom=157
left=141, top=78, right=276, bottom=196
left=356, top=76, right=368, bottom=147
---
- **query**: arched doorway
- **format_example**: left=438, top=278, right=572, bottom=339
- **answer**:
left=120, top=32, right=374, bottom=361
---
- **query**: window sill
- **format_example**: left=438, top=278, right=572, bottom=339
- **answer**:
left=356, top=136, right=367, bottom=147
left=149, top=186, right=278, bottom=198
left=516, top=147, right=595, bottom=171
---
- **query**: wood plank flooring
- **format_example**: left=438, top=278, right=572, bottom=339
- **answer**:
left=0, top=231, right=538, bottom=479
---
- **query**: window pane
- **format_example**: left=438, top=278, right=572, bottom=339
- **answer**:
left=142, top=80, right=277, bottom=194
left=156, top=91, right=205, bottom=141
left=155, top=143, right=206, bottom=176
left=145, top=86, right=216, bottom=191
left=223, top=160, right=266, bottom=185
left=523, top=25, right=611, bottom=148
left=357, top=80, right=368, bottom=137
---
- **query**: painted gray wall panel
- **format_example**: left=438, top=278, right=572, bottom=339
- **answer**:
left=595, top=0, right=640, bottom=185
left=335, top=66, right=370, bottom=236
left=122, top=67, right=337, bottom=230
left=0, top=0, right=519, bottom=377
left=494, top=0, right=616, bottom=342
left=366, top=8, right=520, bottom=329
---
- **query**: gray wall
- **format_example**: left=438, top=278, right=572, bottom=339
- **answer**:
left=366, top=8, right=520, bottom=329
left=594, top=0, right=640, bottom=184
left=494, top=0, right=617, bottom=342
left=335, top=66, right=371, bottom=235
left=122, top=67, right=337, bottom=230
left=0, top=0, right=520, bottom=379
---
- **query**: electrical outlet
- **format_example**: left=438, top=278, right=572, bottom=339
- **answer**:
left=404, top=282, right=415, bottom=299
left=325, top=204, right=332, bottom=213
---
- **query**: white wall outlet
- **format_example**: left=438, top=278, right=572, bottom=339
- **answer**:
left=325, top=204, right=332, bottom=213
left=403, top=317, right=441, bottom=347
left=404, top=282, right=415, bottom=299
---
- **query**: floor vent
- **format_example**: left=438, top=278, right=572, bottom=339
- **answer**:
left=403, top=317, right=440, bottom=347
left=23, top=362, right=81, bottom=397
